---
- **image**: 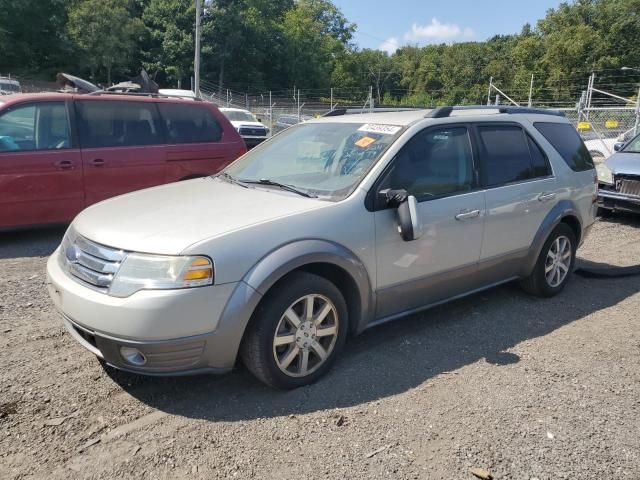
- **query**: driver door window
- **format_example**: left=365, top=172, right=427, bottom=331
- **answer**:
left=383, top=126, right=475, bottom=201
left=0, top=102, right=71, bottom=152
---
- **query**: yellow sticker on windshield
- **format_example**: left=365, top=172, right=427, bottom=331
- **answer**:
left=355, top=136, right=376, bottom=148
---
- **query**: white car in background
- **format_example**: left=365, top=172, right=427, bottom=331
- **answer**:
left=220, top=107, right=269, bottom=148
left=0, top=77, right=21, bottom=95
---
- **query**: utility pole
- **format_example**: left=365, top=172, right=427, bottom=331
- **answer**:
left=528, top=74, right=534, bottom=107
left=487, top=77, right=493, bottom=105
left=635, top=83, right=640, bottom=136
left=194, top=0, right=202, bottom=97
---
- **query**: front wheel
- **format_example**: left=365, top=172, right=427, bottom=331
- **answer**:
left=520, top=223, right=576, bottom=297
left=240, top=272, right=348, bottom=389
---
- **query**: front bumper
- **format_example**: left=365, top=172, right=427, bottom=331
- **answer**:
left=598, top=189, right=640, bottom=213
left=46, top=248, right=249, bottom=374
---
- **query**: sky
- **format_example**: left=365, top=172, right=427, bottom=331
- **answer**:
left=332, top=0, right=564, bottom=54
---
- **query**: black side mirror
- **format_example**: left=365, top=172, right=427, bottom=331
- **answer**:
left=381, top=189, right=421, bottom=242
left=614, top=142, right=624, bottom=152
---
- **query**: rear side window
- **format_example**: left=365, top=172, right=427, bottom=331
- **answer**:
left=534, top=122, right=594, bottom=171
left=158, top=103, right=222, bottom=144
left=527, top=136, right=552, bottom=177
left=0, top=101, right=71, bottom=152
left=76, top=100, right=164, bottom=148
left=478, top=125, right=534, bottom=186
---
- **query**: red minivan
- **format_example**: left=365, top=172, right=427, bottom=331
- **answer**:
left=0, top=92, right=246, bottom=230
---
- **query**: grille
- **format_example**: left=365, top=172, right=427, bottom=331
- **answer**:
left=239, top=126, right=267, bottom=137
left=62, top=235, right=126, bottom=290
left=616, top=176, right=640, bottom=197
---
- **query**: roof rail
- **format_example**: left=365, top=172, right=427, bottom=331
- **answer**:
left=425, top=105, right=565, bottom=118
left=88, top=90, right=203, bottom=101
left=323, top=107, right=422, bottom=117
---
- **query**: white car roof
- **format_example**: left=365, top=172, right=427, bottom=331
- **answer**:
left=308, top=110, right=429, bottom=126
left=219, top=107, right=251, bottom=113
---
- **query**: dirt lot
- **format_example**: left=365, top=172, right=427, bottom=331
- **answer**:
left=1, top=216, right=640, bottom=480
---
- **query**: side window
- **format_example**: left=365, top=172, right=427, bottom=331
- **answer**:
left=527, top=135, right=551, bottom=177
left=0, top=102, right=70, bottom=152
left=76, top=100, right=163, bottom=148
left=382, top=126, right=474, bottom=200
left=158, top=103, right=222, bottom=144
left=534, top=122, right=594, bottom=172
left=478, top=125, right=533, bottom=186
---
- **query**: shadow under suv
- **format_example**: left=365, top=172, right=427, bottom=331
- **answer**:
left=46, top=106, right=597, bottom=389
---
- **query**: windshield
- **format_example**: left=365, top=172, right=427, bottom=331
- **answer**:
left=224, top=121, right=402, bottom=200
left=224, top=110, right=258, bottom=122
left=0, top=82, right=20, bottom=93
left=622, top=134, right=640, bottom=154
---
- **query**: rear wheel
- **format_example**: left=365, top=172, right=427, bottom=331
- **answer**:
left=240, top=272, right=348, bottom=389
left=520, top=223, right=576, bottom=297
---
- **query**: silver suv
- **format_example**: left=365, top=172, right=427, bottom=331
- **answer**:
left=46, top=106, right=597, bottom=389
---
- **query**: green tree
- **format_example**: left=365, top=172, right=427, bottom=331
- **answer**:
left=67, top=0, right=144, bottom=84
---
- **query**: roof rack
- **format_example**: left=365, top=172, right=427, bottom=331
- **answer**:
left=88, top=90, right=203, bottom=101
left=425, top=105, right=565, bottom=118
left=323, top=107, right=422, bottom=117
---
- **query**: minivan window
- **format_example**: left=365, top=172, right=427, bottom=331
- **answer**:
left=158, top=103, right=222, bottom=144
left=382, top=126, right=474, bottom=200
left=478, top=125, right=534, bottom=186
left=534, top=122, right=594, bottom=172
left=0, top=102, right=71, bottom=152
left=76, top=100, right=164, bottom=148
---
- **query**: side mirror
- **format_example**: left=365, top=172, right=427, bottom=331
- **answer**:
left=381, top=189, right=422, bottom=242
left=614, top=142, right=624, bottom=152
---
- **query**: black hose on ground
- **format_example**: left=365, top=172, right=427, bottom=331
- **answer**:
left=574, top=259, right=640, bottom=278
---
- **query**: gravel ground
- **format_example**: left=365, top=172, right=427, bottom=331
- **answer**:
left=1, top=216, right=640, bottom=480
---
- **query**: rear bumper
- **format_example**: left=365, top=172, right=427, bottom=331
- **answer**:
left=598, top=189, right=640, bottom=213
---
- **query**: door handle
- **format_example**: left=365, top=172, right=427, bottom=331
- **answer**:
left=54, top=160, right=74, bottom=170
left=538, top=192, right=556, bottom=202
left=91, top=158, right=105, bottom=167
left=455, top=209, right=481, bottom=221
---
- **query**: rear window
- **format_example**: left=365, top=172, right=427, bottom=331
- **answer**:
left=76, top=100, right=164, bottom=148
left=158, top=103, right=222, bottom=144
left=534, top=122, right=594, bottom=172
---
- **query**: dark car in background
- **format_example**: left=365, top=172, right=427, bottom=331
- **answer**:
left=0, top=92, right=245, bottom=230
left=597, top=131, right=640, bottom=213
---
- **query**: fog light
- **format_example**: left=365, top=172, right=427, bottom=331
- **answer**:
left=120, top=346, right=147, bottom=366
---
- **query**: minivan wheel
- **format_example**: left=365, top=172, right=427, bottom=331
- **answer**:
left=240, top=272, right=348, bottom=389
left=520, top=223, right=576, bottom=297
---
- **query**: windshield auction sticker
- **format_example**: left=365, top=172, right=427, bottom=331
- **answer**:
left=355, top=136, right=376, bottom=148
left=358, top=124, right=402, bottom=135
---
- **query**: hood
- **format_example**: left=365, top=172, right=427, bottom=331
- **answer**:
left=605, top=152, right=640, bottom=175
left=73, top=177, right=327, bottom=255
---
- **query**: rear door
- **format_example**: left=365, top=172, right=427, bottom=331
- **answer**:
left=0, top=100, right=83, bottom=228
left=76, top=99, right=167, bottom=205
left=157, top=102, right=243, bottom=180
left=476, top=123, right=557, bottom=265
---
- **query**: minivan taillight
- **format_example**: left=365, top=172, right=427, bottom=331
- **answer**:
left=239, top=145, right=248, bottom=157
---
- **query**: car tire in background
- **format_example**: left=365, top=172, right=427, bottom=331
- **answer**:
left=520, top=223, right=577, bottom=297
left=240, top=271, right=348, bottom=389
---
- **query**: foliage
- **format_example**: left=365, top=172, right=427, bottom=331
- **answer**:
left=0, top=0, right=638, bottom=106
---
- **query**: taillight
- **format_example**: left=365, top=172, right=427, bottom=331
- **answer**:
left=239, top=145, right=247, bottom=157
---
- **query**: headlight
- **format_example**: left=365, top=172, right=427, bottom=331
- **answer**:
left=109, top=254, right=213, bottom=297
left=596, top=163, right=613, bottom=184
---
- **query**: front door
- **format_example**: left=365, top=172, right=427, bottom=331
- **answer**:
left=75, top=99, right=167, bottom=206
left=0, top=100, right=83, bottom=228
left=374, top=125, right=486, bottom=320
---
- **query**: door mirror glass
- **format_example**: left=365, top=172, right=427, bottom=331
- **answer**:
left=381, top=189, right=421, bottom=241
left=614, top=142, right=624, bottom=152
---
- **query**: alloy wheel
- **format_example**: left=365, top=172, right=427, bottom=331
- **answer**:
left=545, top=235, right=572, bottom=287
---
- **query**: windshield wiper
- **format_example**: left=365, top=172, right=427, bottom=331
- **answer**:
left=216, top=172, right=249, bottom=188
left=239, top=178, right=318, bottom=198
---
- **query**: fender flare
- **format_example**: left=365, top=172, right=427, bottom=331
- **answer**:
left=210, top=240, right=374, bottom=369
left=523, top=200, right=583, bottom=276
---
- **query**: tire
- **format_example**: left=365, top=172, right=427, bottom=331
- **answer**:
left=520, top=223, right=577, bottom=297
left=240, top=271, right=348, bottom=389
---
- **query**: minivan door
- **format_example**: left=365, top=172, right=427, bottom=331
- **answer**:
left=373, top=125, right=486, bottom=320
left=0, top=100, right=83, bottom=228
left=75, top=99, right=167, bottom=205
